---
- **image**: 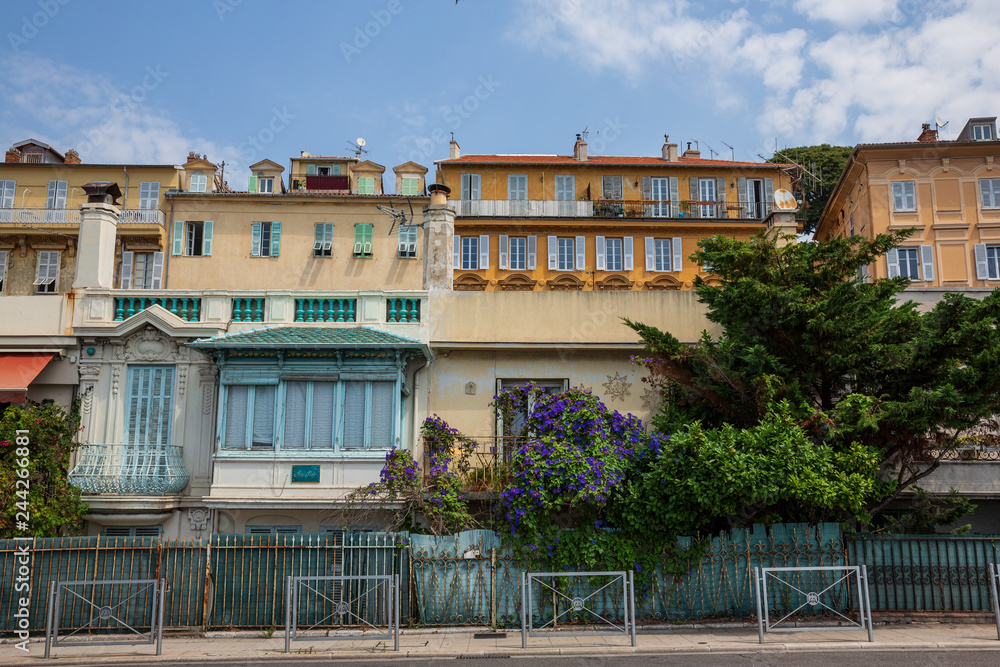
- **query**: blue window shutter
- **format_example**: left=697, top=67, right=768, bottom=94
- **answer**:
left=547, top=235, right=557, bottom=270
left=172, top=221, right=184, bottom=255
left=596, top=236, right=606, bottom=270
left=271, top=221, right=281, bottom=257
left=498, top=234, right=508, bottom=270
left=479, top=234, right=489, bottom=270
left=306, top=164, right=316, bottom=175
left=644, top=237, right=655, bottom=271
left=527, top=235, right=537, bottom=270
left=669, top=177, right=679, bottom=217
left=974, top=244, right=989, bottom=279
left=203, top=221, right=214, bottom=256
left=251, top=222, right=262, bottom=256
left=623, top=236, right=634, bottom=271
left=453, top=235, right=461, bottom=268
left=575, top=236, right=585, bottom=270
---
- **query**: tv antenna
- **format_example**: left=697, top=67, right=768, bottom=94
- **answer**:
left=377, top=198, right=422, bottom=235
left=347, top=137, right=368, bottom=159
left=580, top=126, right=599, bottom=141
left=720, top=141, right=734, bottom=161
left=700, top=140, right=718, bottom=160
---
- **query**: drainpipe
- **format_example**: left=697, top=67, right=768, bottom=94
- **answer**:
left=123, top=166, right=129, bottom=211
left=165, top=191, right=174, bottom=288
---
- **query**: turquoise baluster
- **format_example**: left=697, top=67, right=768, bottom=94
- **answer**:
left=192, top=299, right=200, bottom=321
left=306, top=299, right=315, bottom=322
left=242, top=299, right=251, bottom=322
left=346, top=299, right=355, bottom=322
left=253, top=298, right=263, bottom=322
left=179, top=298, right=189, bottom=321
left=126, top=298, right=136, bottom=319
left=409, top=299, right=418, bottom=322
left=295, top=299, right=304, bottom=322
left=318, top=299, right=328, bottom=322
left=115, top=298, right=124, bottom=321
left=231, top=300, right=241, bottom=323
left=388, top=299, right=397, bottom=323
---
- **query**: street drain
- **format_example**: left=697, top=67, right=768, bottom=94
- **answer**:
left=457, top=654, right=512, bottom=659
left=473, top=632, right=508, bottom=639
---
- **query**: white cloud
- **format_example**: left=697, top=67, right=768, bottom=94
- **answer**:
left=791, top=0, right=900, bottom=27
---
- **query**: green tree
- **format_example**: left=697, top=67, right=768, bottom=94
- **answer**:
left=769, top=144, right=853, bottom=235
left=627, top=230, right=1000, bottom=524
left=1, top=402, right=88, bottom=538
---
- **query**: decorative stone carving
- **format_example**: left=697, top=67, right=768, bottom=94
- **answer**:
left=111, top=365, right=122, bottom=399
left=177, top=364, right=188, bottom=398
left=596, top=274, right=635, bottom=291
left=547, top=274, right=586, bottom=291
left=78, top=363, right=101, bottom=379
left=602, top=372, right=631, bottom=402
left=453, top=273, right=488, bottom=291
left=644, top=275, right=683, bottom=291
left=498, top=273, right=537, bottom=292
left=188, top=508, right=211, bottom=533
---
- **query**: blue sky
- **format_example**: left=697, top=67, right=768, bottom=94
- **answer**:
left=1, top=0, right=997, bottom=189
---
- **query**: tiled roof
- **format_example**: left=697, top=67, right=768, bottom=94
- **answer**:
left=189, top=326, right=424, bottom=348
left=438, top=155, right=790, bottom=168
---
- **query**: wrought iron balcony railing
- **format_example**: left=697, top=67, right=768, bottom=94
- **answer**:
left=423, top=435, right=528, bottom=492
left=68, top=443, right=190, bottom=495
left=449, top=199, right=776, bottom=220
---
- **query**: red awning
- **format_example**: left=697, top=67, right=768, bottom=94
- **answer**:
left=0, top=353, right=55, bottom=403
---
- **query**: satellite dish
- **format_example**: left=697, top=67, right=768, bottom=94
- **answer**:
left=356, top=137, right=366, bottom=147
left=773, top=188, right=797, bottom=210
left=935, top=116, right=949, bottom=129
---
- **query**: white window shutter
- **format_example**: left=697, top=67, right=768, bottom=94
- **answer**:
left=575, top=236, right=585, bottom=270
left=203, top=221, right=214, bottom=256
left=479, top=234, right=489, bottom=270
left=886, top=248, right=900, bottom=278
left=527, top=235, right=537, bottom=270
left=981, top=181, right=992, bottom=209
left=150, top=252, right=164, bottom=289
left=623, top=236, right=634, bottom=270
left=669, top=177, right=679, bottom=217
left=764, top=178, right=774, bottom=211
left=644, top=237, right=655, bottom=271
left=172, top=221, right=184, bottom=255
left=596, top=236, right=606, bottom=271
left=547, top=235, right=557, bottom=270
left=905, top=182, right=916, bottom=210
left=672, top=237, right=683, bottom=272
left=251, top=222, right=262, bottom=256
left=974, top=243, right=989, bottom=279
left=0, top=250, right=7, bottom=285
left=453, top=236, right=461, bottom=268
left=499, top=234, right=509, bottom=270
left=920, top=245, right=935, bottom=282
left=120, top=251, right=134, bottom=289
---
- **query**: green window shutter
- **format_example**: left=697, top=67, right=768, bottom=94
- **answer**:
left=354, top=224, right=364, bottom=255
left=363, top=223, right=373, bottom=255
left=248, top=175, right=257, bottom=193
left=203, top=220, right=214, bottom=256
left=172, top=221, right=184, bottom=255
left=270, top=221, right=281, bottom=257
left=251, top=222, right=262, bottom=256
left=306, top=164, right=316, bottom=175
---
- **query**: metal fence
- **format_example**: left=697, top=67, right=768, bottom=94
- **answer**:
left=0, top=532, right=407, bottom=633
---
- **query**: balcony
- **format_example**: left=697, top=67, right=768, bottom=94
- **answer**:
left=450, top=200, right=593, bottom=217
left=0, top=208, right=164, bottom=226
left=68, top=443, right=190, bottom=495
left=292, top=175, right=351, bottom=192
left=118, top=209, right=165, bottom=225
left=423, top=435, right=527, bottom=493
left=449, top=199, right=775, bottom=220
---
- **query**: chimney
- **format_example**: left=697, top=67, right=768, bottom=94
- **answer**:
left=661, top=134, right=678, bottom=162
left=5, top=147, right=21, bottom=163
left=449, top=139, right=461, bottom=160
left=573, top=134, right=588, bottom=161
left=917, top=123, right=938, bottom=143
left=64, top=148, right=81, bottom=164
left=74, top=182, right=122, bottom=290
left=422, top=184, right=455, bottom=291
left=682, top=141, right=701, bottom=158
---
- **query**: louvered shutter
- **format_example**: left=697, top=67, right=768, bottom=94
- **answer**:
left=306, top=164, right=316, bottom=175
left=527, top=235, right=537, bottom=270
left=224, top=386, right=249, bottom=448
left=980, top=181, right=994, bottom=208
left=283, top=381, right=308, bottom=449
left=920, top=245, right=935, bottom=282
left=172, top=221, right=184, bottom=255
left=623, top=236, right=634, bottom=270
left=120, top=251, right=134, bottom=289
left=363, top=224, right=373, bottom=256
left=310, top=382, right=336, bottom=449
left=270, top=221, right=281, bottom=256
left=370, top=382, right=394, bottom=449
left=669, top=177, right=679, bottom=217
left=596, top=236, right=606, bottom=270
left=0, top=180, right=14, bottom=208
left=203, top=221, right=213, bottom=256
left=764, top=178, right=774, bottom=213
left=737, top=178, right=748, bottom=217
left=886, top=248, right=900, bottom=278
left=479, top=235, right=489, bottom=270
left=139, top=182, right=159, bottom=209
left=642, top=177, right=652, bottom=216
left=575, top=236, right=585, bottom=270
left=645, top=237, right=655, bottom=271
left=453, top=235, right=461, bottom=268
left=904, top=182, right=916, bottom=210
left=689, top=178, right=700, bottom=218
left=251, top=222, right=262, bottom=256
left=248, top=175, right=257, bottom=193
left=499, top=234, right=509, bottom=270
left=547, top=235, right=557, bottom=270
left=974, top=244, right=989, bottom=279
left=0, top=250, right=7, bottom=288
left=343, top=381, right=366, bottom=449
left=716, top=178, right=726, bottom=210
left=672, top=237, right=683, bottom=272
left=150, top=252, right=164, bottom=289
left=251, top=386, right=276, bottom=448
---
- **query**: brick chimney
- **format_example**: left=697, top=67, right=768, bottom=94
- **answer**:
left=5, top=147, right=21, bottom=163
left=661, top=134, right=678, bottom=162
left=573, top=134, right=588, bottom=161
left=917, top=123, right=938, bottom=143
left=64, top=148, right=81, bottom=164
left=682, top=142, right=701, bottom=158
left=449, top=139, right=460, bottom=159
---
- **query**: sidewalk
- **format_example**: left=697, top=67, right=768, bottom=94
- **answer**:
left=3, top=623, right=1000, bottom=664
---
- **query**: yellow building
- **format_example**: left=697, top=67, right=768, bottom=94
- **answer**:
left=436, top=135, right=795, bottom=291
left=818, top=116, right=1000, bottom=288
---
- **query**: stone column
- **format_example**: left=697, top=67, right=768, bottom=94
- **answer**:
left=422, top=184, right=455, bottom=291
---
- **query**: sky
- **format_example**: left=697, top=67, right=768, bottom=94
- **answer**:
left=1, top=0, right=998, bottom=190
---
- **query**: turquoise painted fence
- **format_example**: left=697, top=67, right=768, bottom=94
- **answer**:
left=846, top=534, right=1000, bottom=611
left=409, top=524, right=846, bottom=626
left=0, top=532, right=407, bottom=633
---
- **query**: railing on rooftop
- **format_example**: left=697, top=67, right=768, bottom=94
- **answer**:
left=68, top=443, right=190, bottom=495
left=295, top=175, right=351, bottom=191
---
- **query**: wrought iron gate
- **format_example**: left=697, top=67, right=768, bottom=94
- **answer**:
left=284, top=574, right=399, bottom=653
left=521, top=571, right=635, bottom=647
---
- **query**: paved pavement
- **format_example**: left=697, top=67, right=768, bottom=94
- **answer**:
left=2, top=622, right=999, bottom=664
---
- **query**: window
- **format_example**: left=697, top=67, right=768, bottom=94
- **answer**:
left=555, top=174, right=575, bottom=215
left=190, top=171, right=207, bottom=192
left=34, top=250, right=59, bottom=293
left=314, top=223, right=334, bottom=257
left=400, top=177, right=420, bottom=196
left=547, top=236, right=583, bottom=271
left=650, top=177, right=670, bottom=217
left=508, top=174, right=528, bottom=215
left=23, top=151, right=43, bottom=164
left=974, top=244, right=1000, bottom=280
left=646, top=238, right=676, bottom=272
left=398, top=224, right=417, bottom=258
left=0, top=180, right=15, bottom=209
left=257, top=176, right=274, bottom=194
left=460, top=173, right=481, bottom=200
left=173, top=220, right=214, bottom=256
left=602, top=175, right=623, bottom=200
left=979, top=179, right=1000, bottom=209
left=699, top=178, right=717, bottom=217
left=557, top=238, right=575, bottom=270
left=251, top=221, right=281, bottom=257
left=605, top=238, right=623, bottom=271
left=222, top=379, right=397, bottom=453
left=891, top=181, right=916, bottom=212
left=357, top=177, right=375, bottom=195
left=317, top=165, right=340, bottom=176
left=46, top=180, right=67, bottom=209
left=461, top=236, right=479, bottom=269
left=857, top=264, right=870, bottom=283
left=887, top=246, right=934, bottom=281
left=120, top=251, right=164, bottom=289
left=138, top=182, right=160, bottom=209
left=596, top=236, right=634, bottom=271
left=246, top=526, right=302, bottom=535
left=973, top=124, right=993, bottom=141
left=508, top=236, right=526, bottom=270
left=125, top=366, right=174, bottom=446
left=353, top=223, right=373, bottom=258
left=0, top=250, right=7, bottom=292
left=497, top=379, right=568, bottom=437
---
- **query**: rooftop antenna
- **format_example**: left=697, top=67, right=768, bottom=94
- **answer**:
left=720, top=141, right=734, bottom=161
left=700, top=140, right=718, bottom=160
left=218, top=160, right=227, bottom=184
left=346, top=137, right=368, bottom=159
left=935, top=116, right=949, bottom=132
left=580, top=126, right=598, bottom=141
left=377, top=198, right=422, bottom=236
